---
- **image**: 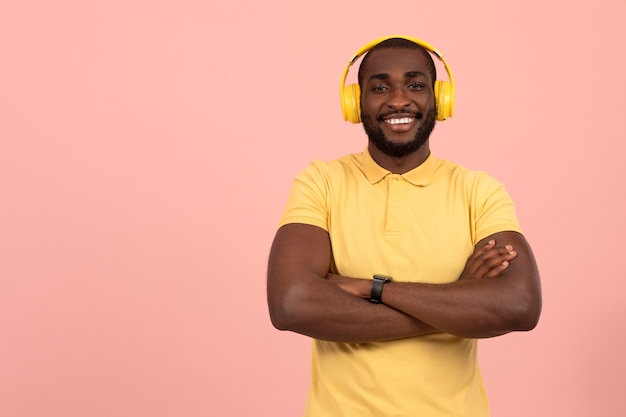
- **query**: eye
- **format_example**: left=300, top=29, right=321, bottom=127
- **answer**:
left=371, top=84, right=388, bottom=93
left=408, top=82, right=425, bottom=90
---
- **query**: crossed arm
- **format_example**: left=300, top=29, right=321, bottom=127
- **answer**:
left=267, top=223, right=542, bottom=343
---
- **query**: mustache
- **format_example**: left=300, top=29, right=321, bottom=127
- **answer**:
left=379, top=110, right=424, bottom=120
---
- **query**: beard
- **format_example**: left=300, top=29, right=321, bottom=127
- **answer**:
left=362, top=107, right=437, bottom=158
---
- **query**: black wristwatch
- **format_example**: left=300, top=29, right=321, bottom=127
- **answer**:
left=369, top=274, right=392, bottom=303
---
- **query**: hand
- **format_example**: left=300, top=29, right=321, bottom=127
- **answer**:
left=326, top=273, right=371, bottom=299
left=458, top=239, right=517, bottom=281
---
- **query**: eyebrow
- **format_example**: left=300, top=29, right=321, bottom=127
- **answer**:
left=405, top=71, right=428, bottom=79
left=367, top=71, right=429, bottom=82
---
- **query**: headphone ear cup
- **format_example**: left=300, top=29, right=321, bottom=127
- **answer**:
left=342, top=83, right=362, bottom=123
left=434, top=80, right=452, bottom=121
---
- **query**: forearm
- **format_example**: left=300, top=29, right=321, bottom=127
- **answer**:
left=330, top=232, right=542, bottom=339
left=382, top=233, right=540, bottom=338
left=267, top=223, right=437, bottom=343
left=269, top=275, right=436, bottom=343
left=382, top=277, right=538, bottom=338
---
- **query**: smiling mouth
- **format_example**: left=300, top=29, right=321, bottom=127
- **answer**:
left=385, top=117, right=415, bottom=125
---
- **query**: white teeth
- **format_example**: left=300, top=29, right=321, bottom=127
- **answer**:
left=385, top=117, right=414, bottom=125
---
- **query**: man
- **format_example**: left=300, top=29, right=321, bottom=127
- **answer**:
left=267, top=36, right=542, bottom=416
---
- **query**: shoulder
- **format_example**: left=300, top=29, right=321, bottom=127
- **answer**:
left=296, top=152, right=364, bottom=182
left=433, top=157, right=522, bottom=237
left=432, top=156, right=501, bottom=187
left=430, top=157, right=516, bottom=208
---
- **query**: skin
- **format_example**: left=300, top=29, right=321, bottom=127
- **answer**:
left=267, top=47, right=542, bottom=343
left=360, top=48, right=437, bottom=161
left=360, top=47, right=435, bottom=173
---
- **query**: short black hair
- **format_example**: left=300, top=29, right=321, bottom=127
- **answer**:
left=357, top=38, right=437, bottom=88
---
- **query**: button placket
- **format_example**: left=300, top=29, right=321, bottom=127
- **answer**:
left=385, top=175, right=402, bottom=234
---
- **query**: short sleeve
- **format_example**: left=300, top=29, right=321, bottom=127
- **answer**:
left=277, top=161, right=330, bottom=232
left=472, top=173, right=523, bottom=242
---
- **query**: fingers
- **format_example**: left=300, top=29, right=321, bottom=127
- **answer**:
left=464, top=240, right=496, bottom=275
left=481, top=259, right=511, bottom=278
left=474, top=243, right=517, bottom=278
left=462, top=240, right=517, bottom=280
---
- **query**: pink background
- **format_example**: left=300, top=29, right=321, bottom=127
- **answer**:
left=1, top=1, right=624, bottom=416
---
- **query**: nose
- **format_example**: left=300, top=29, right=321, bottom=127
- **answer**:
left=387, top=86, right=410, bottom=110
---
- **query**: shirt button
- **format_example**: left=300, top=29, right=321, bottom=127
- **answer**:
left=392, top=178, right=398, bottom=184
left=392, top=202, right=398, bottom=207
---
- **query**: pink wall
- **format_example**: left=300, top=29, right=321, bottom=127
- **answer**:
left=1, top=1, right=624, bottom=416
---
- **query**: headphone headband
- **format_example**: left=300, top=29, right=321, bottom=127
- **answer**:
left=340, top=35, right=455, bottom=123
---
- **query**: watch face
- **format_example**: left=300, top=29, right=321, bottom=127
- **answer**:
left=374, top=274, right=392, bottom=282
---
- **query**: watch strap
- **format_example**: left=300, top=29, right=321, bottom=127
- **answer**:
left=369, top=275, right=392, bottom=303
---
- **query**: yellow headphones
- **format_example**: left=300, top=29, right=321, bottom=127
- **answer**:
left=340, top=35, right=456, bottom=123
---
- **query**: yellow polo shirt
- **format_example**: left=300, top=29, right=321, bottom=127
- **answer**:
left=279, top=148, right=522, bottom=417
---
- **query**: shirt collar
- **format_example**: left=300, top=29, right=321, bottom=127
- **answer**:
left=360, top=147, right=439, bottom=186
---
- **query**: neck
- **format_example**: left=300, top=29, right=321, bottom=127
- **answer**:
left=367, top=140, right=431, bottom=174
